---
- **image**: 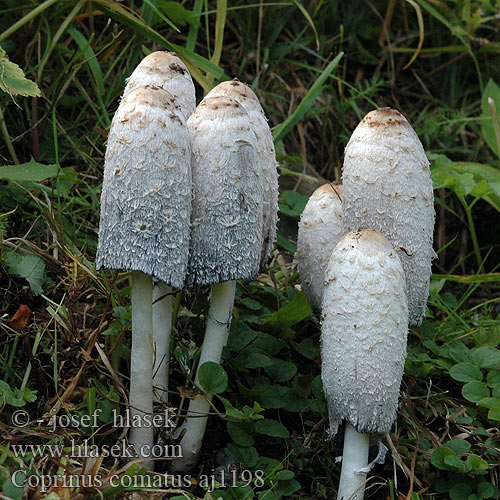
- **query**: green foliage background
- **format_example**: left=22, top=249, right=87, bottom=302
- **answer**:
left=0, top=0, right=499, bottom=499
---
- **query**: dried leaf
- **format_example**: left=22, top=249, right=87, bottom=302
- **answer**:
left=9, top=304, right=30, bottom=330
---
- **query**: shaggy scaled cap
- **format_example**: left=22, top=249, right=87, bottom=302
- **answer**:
left=187, top=96, right=264, bottom=286
left=96, top=85, right=191, bottom=289
left=322, top=229, right=408, bottom=437
left=342, top=108, right=435, bottom=326
left=123, top=51, right=196, bottom=121
left=204, top=79, right=278, bottom=267
left=297, top=183, right=343, bottom=312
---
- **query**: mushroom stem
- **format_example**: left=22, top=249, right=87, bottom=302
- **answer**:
left=129, top=270, right=154, bottom=467
left=173, top=280, right=236, bottom=471
left=337, top=424, right=370, bottom=500
left=152, top=282, right=173, bottom=404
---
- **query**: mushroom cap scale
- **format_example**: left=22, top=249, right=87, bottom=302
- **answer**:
left=204, top=79, right=278, bottom=267
left=96, top=85, right=191, bottom=289
left=297, top=183, right=343, bottom=312
left=187, top=96, right=264, bottom=286
left=123, top=51, right=196, bottom=121
left=321, top=229, right=408, bottom=436
left=342, top=107, right=435, bottom=326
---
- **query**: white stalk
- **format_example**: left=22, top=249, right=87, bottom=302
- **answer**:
left=172, top=280, right=236, bottom=471
left=337, top=424, right=370, bottom=500
left=152, top=282, right=173, bottom=404
left=129, top=271, right=154, bottom=467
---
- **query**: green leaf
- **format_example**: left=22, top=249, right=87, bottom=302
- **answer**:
left=276, top=479, right=301, bottom=497
left=275, top=470, right=295, bottom=480
left=0, top=381, right=37, bottom=407
left=449, top=483, right=473, bottom=500
left=452, top=162, right=500, bottom=213
left=254, top=418, right=290, bottom=438
left=465, top=454, right=489, bottom=473
left=198, top=362, right=228, bottom=394
left=2, top=471, right=25, bottom=500
left=0, top=159, right=58, bottom=182
left=444, top=455, right=466, bottom=471
left=278, top=190, right=309, bottom=217
left=311, top=375, right=323, bottom=398
left=228, top=320, right=258, bottom=350
left=0, top=49, right=40, bottom=97
left=487, top=370, right=500, bottom=386
left=470, top=346, right=500, bottom=369
left=449, top=362, right=483, bottom=382
left=291, top=338, right=319, bottom=360
left=264, top=291, right=311, bottom=330
left=481, top=79, right=500, bottom=156
left=431, top=447, right=457, bottom=470
left=276, top=233, right=297, bottom=254
left=477, top=481, right=497, bottom=498
left=444, top=439, right=471, bottom=456
left=462, top=381, right=490, bottom=403
left=236, top=350, right=273, bottom=369
left=252, top=332, right=283, bottom=356
left=227, top=422, right=254, bottom=447
left=3, top=250, right=46, bottom=295
left=157, top=1, right=200, bottom=27
left=476, top=397, right=500, bottom=410
left=487, top=408, right=500, bottom=421
left=264, top=359, right=297, bottom=382
left=226, top=443, right=259, bottom=467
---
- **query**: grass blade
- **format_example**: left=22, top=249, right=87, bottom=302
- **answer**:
left=272, top=52, right=343, bottom=144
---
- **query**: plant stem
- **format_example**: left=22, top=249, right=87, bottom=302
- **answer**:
left=337, top=423, right=370, bottom=500
left=152, top=282, right=172, bottom=404
left=487, top=97, right=500, bottom=168
left=172, top=280, right=236, bottom=471
left=0, top=106, right=19, bottom=164
left=129, top=270, right=154, bottom=468
left=463, top=202, right=484, bottom=274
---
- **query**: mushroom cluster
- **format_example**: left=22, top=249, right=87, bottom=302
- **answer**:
left=297, top=108, right=435, bottom=499
left=97, top=53, right=277, bottom=470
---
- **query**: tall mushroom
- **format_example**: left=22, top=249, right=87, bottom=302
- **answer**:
left=123, top=50, right=196, bottom=403
left=321, top=229, right=408, bottom=499
left=203, top=79, right=278, bottom=266
left=172, top=96, right=263, bottom=471
left=342, top=108, right=435, bottom=326
left=297, top=183, right=343, bottom=312
left=96, top=85, right=191, bottom=463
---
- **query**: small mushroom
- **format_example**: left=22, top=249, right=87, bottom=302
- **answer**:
left=342, top=108, right=435, bottom=326
left=172, top=96, right=263, bottom=471
left=321, top=229, right=408, bottom=499
left=204, top=79, right=278, bottom=267
left=123, top=51, right=196, bottom=121
left=96, top=85, right=191, bottom=464
left=297, top=183, right=343, bottom=312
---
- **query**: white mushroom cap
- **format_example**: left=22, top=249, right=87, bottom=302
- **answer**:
left=297, top=183, right=343, bottom=312
left=342, top=108, right=435, bottom=326
left=204, top=79, right=278, bottom=267
left=322, top=229, right=408, bottom=436
left=96, top=85, right=191, bottom=289
left=187, top=96, right=264, bottom=286
left=123, top=51, right=196, bottom=121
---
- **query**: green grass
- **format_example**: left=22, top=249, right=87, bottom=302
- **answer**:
left=0, top=0, right=499, bottom=499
